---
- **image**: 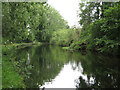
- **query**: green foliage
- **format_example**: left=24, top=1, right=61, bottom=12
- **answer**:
left=76, top=2, right=120, bottom=55
left=62, top=47, right=70, bottom=50
left=50, top=29, right=81, bottom=46
left=2, top=2, right=68, bottom=44
left=2, top=46, right=25, bottom=88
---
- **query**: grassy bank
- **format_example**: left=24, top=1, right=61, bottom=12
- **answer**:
left=3, top=42, right=42, bottom=47
left=2, top=42, right=42, bottom=88
left=2, top=45, right=25, bottom=88
left=2, top=56, right=25, bottom=88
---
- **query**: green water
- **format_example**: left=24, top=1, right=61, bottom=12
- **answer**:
left=3, top=45, right=120, bottom=89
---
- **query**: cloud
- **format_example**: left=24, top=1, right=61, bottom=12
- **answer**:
left=47, top=0, right=81, bottom=27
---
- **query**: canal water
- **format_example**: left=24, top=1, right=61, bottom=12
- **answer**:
left=10, top=45, right=120, bottom=88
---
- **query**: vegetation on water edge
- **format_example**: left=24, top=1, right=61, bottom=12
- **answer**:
left=78, top=2, right=120, bottom=55
left=2, top=45, right=25, bottom=88
left=2, top=2, right=68, bottom=44
left=2, top=44, right=45, bottom=88
left=2, top=2, right=120, bottom=55
left=50, top=2, right=120, bottom=56
left=2, top=45, right=70, bottom=88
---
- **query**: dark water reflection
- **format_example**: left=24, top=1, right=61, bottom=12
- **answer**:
left=13, top=45, right=120, bottom=88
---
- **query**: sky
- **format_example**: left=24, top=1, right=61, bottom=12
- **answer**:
left=47, top=0, right=81, bottom=27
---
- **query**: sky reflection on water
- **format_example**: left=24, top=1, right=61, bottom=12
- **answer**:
left=40, top=61, right=94, bottom=88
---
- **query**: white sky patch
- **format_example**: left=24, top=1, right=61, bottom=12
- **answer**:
left=47, top=0, right=81, bottom=27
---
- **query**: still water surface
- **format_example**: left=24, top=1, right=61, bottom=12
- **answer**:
left=14, top=45, right=120, bottom=88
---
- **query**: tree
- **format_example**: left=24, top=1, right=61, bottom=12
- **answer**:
left=77, top=1, right=120, bottom=54
left=2, top=2, right=68, bottom=43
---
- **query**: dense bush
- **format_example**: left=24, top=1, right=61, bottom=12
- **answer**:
left=87, top=4, right=120, bottom=54
left=50, top=29, right=81, bottom=46
left=70, top=2, right=120, bottom=55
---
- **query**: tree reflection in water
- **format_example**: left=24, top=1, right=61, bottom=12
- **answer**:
left=9, top=45, right=120, bottom=88
left=74, top=52, right=120, bottom=89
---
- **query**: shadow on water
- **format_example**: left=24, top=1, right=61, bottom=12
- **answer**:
left=74, top=52, right=120, bottom=89
left=6, top=45, right=120, bottom=88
